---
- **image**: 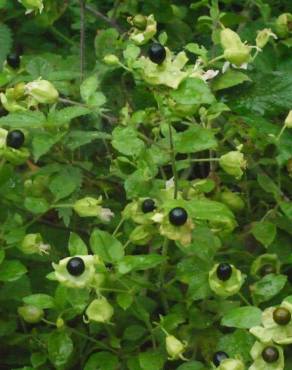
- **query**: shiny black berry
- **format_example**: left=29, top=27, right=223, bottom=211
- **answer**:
left=262, top=346, right=279, bottom=363
left=260, top=264, right=276, bottom=276
left=6, top=130, right=25, bottom=149
left=213, top=351, right=229, bottom=367
left=6, top=53, right=21, bottom=69
left=148, top=43, right=166, bottom=64
left=168, top=207, right=188, bottom=226
left=273, top=307, right=291, bottom=326
left=141, top=198, right=156, bottom=213
left=66, top=257, right=85, bottom=276
left=216, top=263, right=232, bottom=281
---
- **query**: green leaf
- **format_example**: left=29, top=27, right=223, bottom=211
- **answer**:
left=48, top=331, right=73, bottom=368
left=49, top=166, right=82, bottom=201
left=90, top=229, right=124, bottom=263
left=139, top=350, right=165, bottom=370
left=0, top=111, right=46, bottom=128
left=0, top=318, right=17, bottom=337
left=117, top=292, right=133, bottom=310
left=112, top=126, right=145, bottom=156
left=0, top=260, right=27, bottom=282
left=84, top=352, right=119, bottom=370
left=170, top=77, right=215, bottom=105
left=65, top=130, right=111, bottom=150
left=221, top=306, right=262, bottom=329
left=173, top=125, right=217, bottom=154
left=32, top=131, right=64, bottom=161
left=23, top=294, right=55, bottom=309
left=188, top=226, right=221, bottom=261
left=30, top=352, right=47, bottom=368
left=251, top=221, right=277, bottom=247
left=95, top=28, right=120, bottom=59
left=80, top=75, right=98, bottom=103
left=279, top=202, right=292, bottom=219
left=212, top=69, right=251, bottom=91
left=257, top=174, right=281, bottom=200
left=68, top=232, right=88, bottom=255
left=0, top=23, right=12, bottom=70
left=251, top=274, right=287, bottom=304
left=176, top=362, right=205, bottom=370
left=24, top=197, right=49, bottom=214
left=123, top=325, right=146, bottom=341
left=51, top=106, right=91, bottom=126
left=117, top=255, right=165, bottom=274
left=218, top=329, right=254, bottom=363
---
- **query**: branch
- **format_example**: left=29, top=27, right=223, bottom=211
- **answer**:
left=80, top=0, right=86, bottom=81
left=85, top=4, right=123, bottom=33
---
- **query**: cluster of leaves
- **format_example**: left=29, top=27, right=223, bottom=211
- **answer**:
left=0, top=0, right=291, bottom=369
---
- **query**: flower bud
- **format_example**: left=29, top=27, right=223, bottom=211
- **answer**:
left=132, top=14, right=147, bottom=30
left=56, top=317, right=64, bottom=328
left=25, top=79, right=59, bottom=104
left=73, top=197, right=102, bottom=217
left=219, top=151, right=247, bottom=179
left=256, top=28, right=277, bottom=49
left=218, top=190, right=245, bottom=211
left=285, top=110, right=292, bottom=128
left=275, top=13, right=292, bottom=38
left=85, top=296, right=114, bottom=323
left=103, top=54, right=120, bottom=66
left=19, top=0, right=44, bottom=14
left=18, top=305, right=44, bottom=323
left=220, top=28, right=251, bottom=66
left=20, top=233, right=50, bottom=255
left=165, top=335, right=186, bottom=360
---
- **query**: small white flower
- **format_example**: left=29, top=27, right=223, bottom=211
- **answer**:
left=165, top=177, right=174, bottom=189
left=99, top=208, right=115, bottom=222
left=202, top=69, right=219, bottom=81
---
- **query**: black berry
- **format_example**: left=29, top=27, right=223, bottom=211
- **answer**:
left=148, top=43, right=166, bottom=64
left=260, top=264, right=276, bottom=276
left=141, top=198, right=156, bottom=213
left=273, top=307, right=291, bottom=326
left=6, top=130, right=25, bottom=149
left=6, top=53, right=21, bottom=69
left=213, top=351, right=229, bottom=367
left=168, top=207, right=188, bottom=226
left=66, top=257, right=85, bottom=276
left=216, top=263, right=232, bottom=281
left=262, top=346, right=279, bottom=363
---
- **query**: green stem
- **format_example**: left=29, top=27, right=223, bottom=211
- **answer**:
left=208, top=54, right=225, bottom=65
left=112, top=217, right=124, bottom=236
left=190, top=158, right=220, bottom=163
left=237, top=292, right=252, bottom=306
left=158, top=238, right=170, bottom=313
left=49, top=26, right=75, bottom=46
left=168, top=122, right=178, bottom=199
left=276, top=124, right=287, bottom=141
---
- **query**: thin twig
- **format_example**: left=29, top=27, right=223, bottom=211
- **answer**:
left=85, top=4, right=123, bottom=32
left=168, top=122, right=178, bottom=199
left=80, top=0, right=86, bottom=81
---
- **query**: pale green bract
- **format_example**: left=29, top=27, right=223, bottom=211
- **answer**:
left=134, top=48, right=189, bottom=89
left=73, top=196, right=114, bottom=221
left=250, top=254, right=281, bottom=278
left=165, top=335, right=187, bottom=361
left=84, top=296, right=114, bottom=323
left=209, top=263, right=244, bottom=297
left=128, top=14, right=157, bottom=45
left=0, top=128, right=7, bottom=149
left=249, top=299, right=292, bottom=344
left=218, top=358, right=245, bottom=370
left=18, top=0, right=44, bottom=14
left=52, top=255, right=101, bottom=289
left=248, top=341, right=284, bottom=370
left=122, top=198, right=157, bottom=225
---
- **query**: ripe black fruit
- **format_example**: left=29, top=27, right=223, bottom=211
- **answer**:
left=141, top=198, right=156, bottom=213
left=168, top=207, right=188, bottom=226
left=213, top=351, right=229, bottom=367
left=6, top=130, right=25, bottom=149
left=66, top=257, right=85, bottom=276
left=148, top=43, right=166, bottom=64
left=216, top=263, right=232, bottom=281
left=6, top=53, right=21, bottom=69
left=262, top=346, right=279, bottom=363
left=273, top=307, right=291, bottom=326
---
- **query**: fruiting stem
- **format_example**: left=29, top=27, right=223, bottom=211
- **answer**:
left=208, top=54, right=225, bottom=65
left=190, top=158, right=220, bottom=163
left=85, top=4, right=123, bottom=32
left=112, top=217, right=124, bottom=236
left=49, top=26, right=75, bottom=46
left=276, top=124, right=287, bottom=141
left=168, top=122, right=178, bottom=199
left=237, top=292, right=251, bottom=306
